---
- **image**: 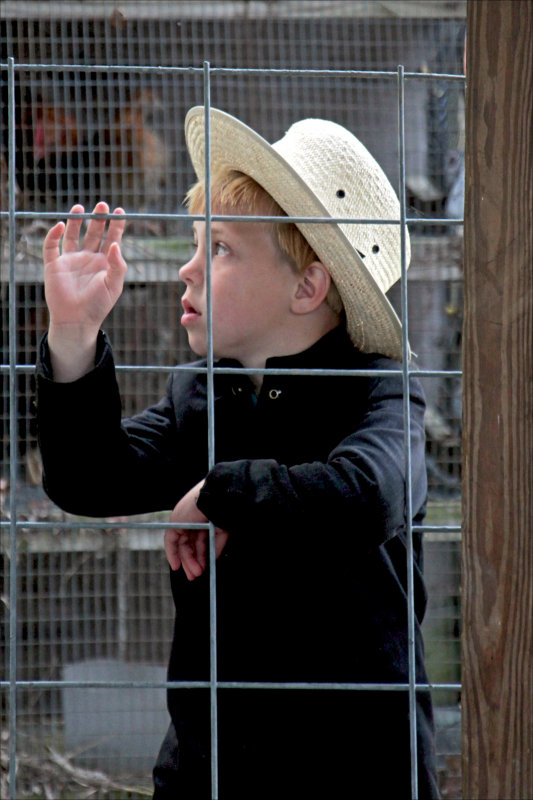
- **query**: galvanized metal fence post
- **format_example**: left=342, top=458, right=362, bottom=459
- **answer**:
left=398, top=62, right=419, bottom=800
left=202, top=59, right=220, bottom=800
left=7, top=54, right=19, bottom=800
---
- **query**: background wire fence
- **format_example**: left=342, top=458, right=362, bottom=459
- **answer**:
left=2, top=2, right=464, bottom=797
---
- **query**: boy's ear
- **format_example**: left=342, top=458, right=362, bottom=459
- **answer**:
left=291, top=262, right=332, bottom=314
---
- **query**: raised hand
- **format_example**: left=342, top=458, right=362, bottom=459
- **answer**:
left=43, top=202, right=127, bottom=381
left=44, top=201, right=127, bottom=330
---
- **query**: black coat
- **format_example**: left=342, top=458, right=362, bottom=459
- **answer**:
left=36, top=326, right=439, bottom=798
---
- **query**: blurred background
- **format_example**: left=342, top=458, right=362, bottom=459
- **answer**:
left=2, top=1, right=464, bottom=796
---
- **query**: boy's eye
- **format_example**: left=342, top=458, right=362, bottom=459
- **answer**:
left=214, top=242, right=229, bottom=256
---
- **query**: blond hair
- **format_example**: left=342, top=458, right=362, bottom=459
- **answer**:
left=185, top=168, right=343, bottom=315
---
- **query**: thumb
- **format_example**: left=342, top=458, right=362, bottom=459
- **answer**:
left=107, top=242, right=128, bottom=292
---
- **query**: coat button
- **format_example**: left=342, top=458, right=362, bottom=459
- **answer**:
left=268, top=389, right=282, bottom=400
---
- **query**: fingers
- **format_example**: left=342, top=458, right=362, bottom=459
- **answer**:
left=164, top=528, right=209, bottom=581
left=60, top=204, right=85, bottom=254
left=214, top=529, right=230, bottom=560
left=43, top=221, right=66, bottom=265
left=82, top=201, right=110, bottom=252
left=180, top=531, right=208, bottom=581
left=193, top=531, right=208, bottom=575
left=164, top=528, right=182, bottom=572
left=101, top=207, right=126, bottom=256
left=106, top=242, right=128, bottom=296
left=48, top=202, right=126, bottom=262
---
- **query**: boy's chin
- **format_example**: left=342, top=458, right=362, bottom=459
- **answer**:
left=188, top=343, right=224, bottom=360
left=184, top=333, right=207, bottom=357
left=185, top=334, right=226, bottom=361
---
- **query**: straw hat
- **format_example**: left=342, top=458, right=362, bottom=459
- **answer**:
left=185, top=106, right=410, bottom=361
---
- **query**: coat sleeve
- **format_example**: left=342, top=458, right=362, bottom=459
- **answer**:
left=196, top=372, right=427, bottom=550
left=36, top=332, right=203, bottom=517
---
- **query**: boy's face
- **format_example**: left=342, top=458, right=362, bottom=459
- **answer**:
left=179, top=219, right=300, bottom=368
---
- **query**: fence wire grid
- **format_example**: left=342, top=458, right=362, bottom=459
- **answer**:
left=2, top=3, right=465, bottom=798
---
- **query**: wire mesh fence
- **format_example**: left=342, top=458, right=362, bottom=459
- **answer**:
left=2, top=2, right=464, bottom=797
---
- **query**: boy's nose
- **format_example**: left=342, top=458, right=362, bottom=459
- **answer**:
left=179, top=251, right=204, bottom=284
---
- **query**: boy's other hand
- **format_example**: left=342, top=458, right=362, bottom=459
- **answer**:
left=43, top=202, right=127, bottom=381
left=165, top=481, right=229, bottom=580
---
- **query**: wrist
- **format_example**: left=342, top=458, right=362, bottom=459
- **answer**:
left=48, top=322, right=100, bottom=383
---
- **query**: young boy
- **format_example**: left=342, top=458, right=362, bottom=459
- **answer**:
left=36, top=107, right=440, bottom=798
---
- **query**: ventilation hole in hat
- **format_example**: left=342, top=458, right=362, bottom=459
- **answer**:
left=372, top=245, right=380, bottom=254
left=356, top=249, right=366, bottom=259
left=336, top=189, right=345, bottom=198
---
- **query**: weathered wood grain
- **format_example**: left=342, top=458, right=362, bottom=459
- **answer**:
left=462, top=1, right=533, bottom=798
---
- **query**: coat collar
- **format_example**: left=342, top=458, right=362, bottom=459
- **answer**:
left=264, top=325, right=361, bottom=371
left=210, top=325, right=386, bottom=401
left=216, top=325, right=368, bottom=376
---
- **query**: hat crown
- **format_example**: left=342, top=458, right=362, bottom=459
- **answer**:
left=272, top=118, right=408, bottom=293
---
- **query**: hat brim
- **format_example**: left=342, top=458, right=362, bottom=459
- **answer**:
left=185, top=106, right=406, bottom=361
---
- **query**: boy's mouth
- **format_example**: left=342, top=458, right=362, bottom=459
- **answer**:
left=181, top=298, right=202, bottom=326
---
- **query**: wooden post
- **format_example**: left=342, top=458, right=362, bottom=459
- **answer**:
left=462, top=1, right=533, bottom=798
